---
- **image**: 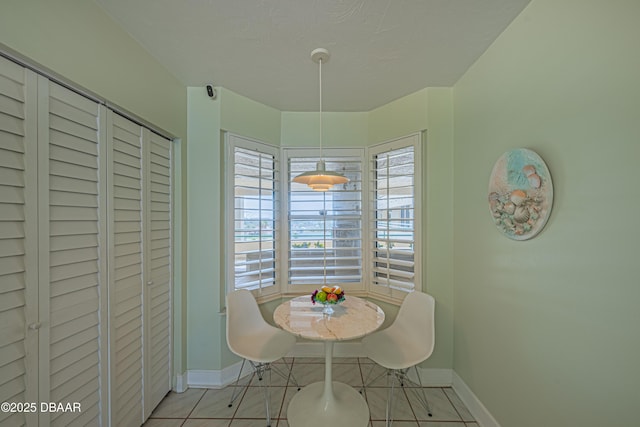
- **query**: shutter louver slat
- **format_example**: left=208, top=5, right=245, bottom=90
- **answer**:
left=50, top=327, right=97, bottom=359
left=49, top=312, right=99, bottom=345
left=0, top=359, right=25, bottom=390
left=0, top=149, right=24, bottom=170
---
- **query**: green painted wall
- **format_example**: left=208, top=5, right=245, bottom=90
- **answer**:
left=423, top=88, right=454, bottom=369
left=186, top=87, right=224, bottom=369
left=281, top=111, right=369, bottom=147
left=187, top=87, right=284, bottom=370
left=368, top=88, right=430, bottom=144
left=452, top=1, right=640, bottom=426
left=0, top=0, right=189, bottom=382
left=0, top=0, right=186, bottom=139
left=220, top=88, right=282, bottom=145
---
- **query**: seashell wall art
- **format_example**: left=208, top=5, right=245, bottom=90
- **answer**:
left=488, top=148, right=553, bottom=240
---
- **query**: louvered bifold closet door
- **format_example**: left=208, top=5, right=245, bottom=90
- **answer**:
left=107, top=112, right=144, bottom=427
left=0, top=56, right=38, bottom=427
left=143, top=131, right=172, bottom=418
left=42, top=80, right=107, bottom=426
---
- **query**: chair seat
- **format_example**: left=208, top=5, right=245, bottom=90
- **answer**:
left=230, top=326, right=296, bottom=363
left=362, top=329, right=426, bottom=370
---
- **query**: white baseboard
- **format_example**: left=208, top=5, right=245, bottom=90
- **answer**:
left=187, top=360, right=253, bottom=389
left=452, top=371, right=501, bottom=427
left=174, top=371, right=188, bottom=393
left=414, top=367, right=454, bottom=386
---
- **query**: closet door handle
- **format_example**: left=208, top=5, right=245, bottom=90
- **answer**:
left=28, top=322, right=41, bottom=330
left=147, top=281, right=154, bottom=286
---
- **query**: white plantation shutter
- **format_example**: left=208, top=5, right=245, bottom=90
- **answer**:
left=108, top=112, right=144, bottom=427
left=144, top=131, right=172, bottom=417
left=227, top=134, right=278, bottom=296
left=0, top=56, right=38, bottom=427
left=287, top=151, right=363, bottom=289
left=370, top=135, right=421, bottom=298
left=43, top=81, right=106, bottom=426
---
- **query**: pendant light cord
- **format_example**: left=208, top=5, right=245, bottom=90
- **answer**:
left=319, top=57, right=327, bottom=286
left=319, top=57, right=323, bottom=160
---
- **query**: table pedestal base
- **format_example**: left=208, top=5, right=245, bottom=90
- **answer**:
left=288, top=381, right=369, bottom=427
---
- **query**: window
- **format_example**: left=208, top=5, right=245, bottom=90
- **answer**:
left=226, top=132, right=421, bottom=303
left=369, top=134, right=421, bottom=300
left=286, top=150, right=364, bottom=293
left=225, top=134, right=279, bottom=297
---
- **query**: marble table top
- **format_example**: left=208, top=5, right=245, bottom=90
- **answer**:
left=273, top=295, right=385, bottom=341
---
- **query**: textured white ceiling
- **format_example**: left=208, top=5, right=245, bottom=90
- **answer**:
left=95, top=0, right=530, bottom=111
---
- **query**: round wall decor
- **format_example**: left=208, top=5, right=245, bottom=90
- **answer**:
left=488, top=148, right=553, bottom=240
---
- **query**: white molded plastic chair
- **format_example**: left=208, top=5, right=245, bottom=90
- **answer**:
left=361, top=291, right=435, bottom=426
left=226, top=289, right=298, bottom=427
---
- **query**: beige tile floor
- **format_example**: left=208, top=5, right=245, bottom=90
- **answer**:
left=145, top=357, right=478, bottom=427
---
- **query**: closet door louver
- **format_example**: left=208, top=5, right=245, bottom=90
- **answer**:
left=43, top=81, right=106, bottom=426
left=0, top=55, right=38, bottom=427
left=108, top=113, right=144, bottom=427
left=144, top=131, right=172, bottom=417
left=0, top=54, right=172, bottom=427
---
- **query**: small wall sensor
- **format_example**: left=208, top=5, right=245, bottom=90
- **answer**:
left=206, top=85, right=217, bottom=99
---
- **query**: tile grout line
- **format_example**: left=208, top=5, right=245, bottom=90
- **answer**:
left=184, top=388, right=209, bottom=420
left=443, top=385, right=472, bottom=424
left=145, top=358, right=477, bottom=426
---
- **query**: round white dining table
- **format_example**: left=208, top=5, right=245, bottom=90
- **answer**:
left=274, top=295, right=385, bottom=427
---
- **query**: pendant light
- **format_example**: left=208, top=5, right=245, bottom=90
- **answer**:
left=292, top=48, right=349, bottom=191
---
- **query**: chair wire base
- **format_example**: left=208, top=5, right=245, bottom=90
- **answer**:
left=361, top=364, right=432, bottom=427
left=227, top=358, right=299, bottom=427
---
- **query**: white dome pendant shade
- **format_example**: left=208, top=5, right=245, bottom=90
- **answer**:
left=292, top=48, right=349, bottom=191
left=292, top=160, right=348, bottom=192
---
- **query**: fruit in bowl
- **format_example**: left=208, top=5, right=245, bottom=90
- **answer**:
left=311, top=286, right=345, bottom=305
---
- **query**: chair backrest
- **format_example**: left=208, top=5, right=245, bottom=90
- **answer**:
left=390, top=291, right=435, bottom=362
left=226, top=289, right=270, bottom=355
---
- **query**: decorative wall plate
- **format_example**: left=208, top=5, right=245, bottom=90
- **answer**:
left=488, top=148, right=553, bottom=240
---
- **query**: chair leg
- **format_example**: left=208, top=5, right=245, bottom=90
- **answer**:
left=411, top=365, right=432, bottom=417
left=288, top=368, right=301, bottom=390
left=252, top=362, right=272, bottom=427
left=386, top=368, right=395, bottom=427
left=360, top=362, right=388, bottom=394
left=271, top=359, right=301, bottom=390
left=384, top=366, right=432, bottom=425
left=227, top=359, right=278, bottom=426
left=228, top=358, right=248, bottom=408
left=260, top=365, right=272, bottom=427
